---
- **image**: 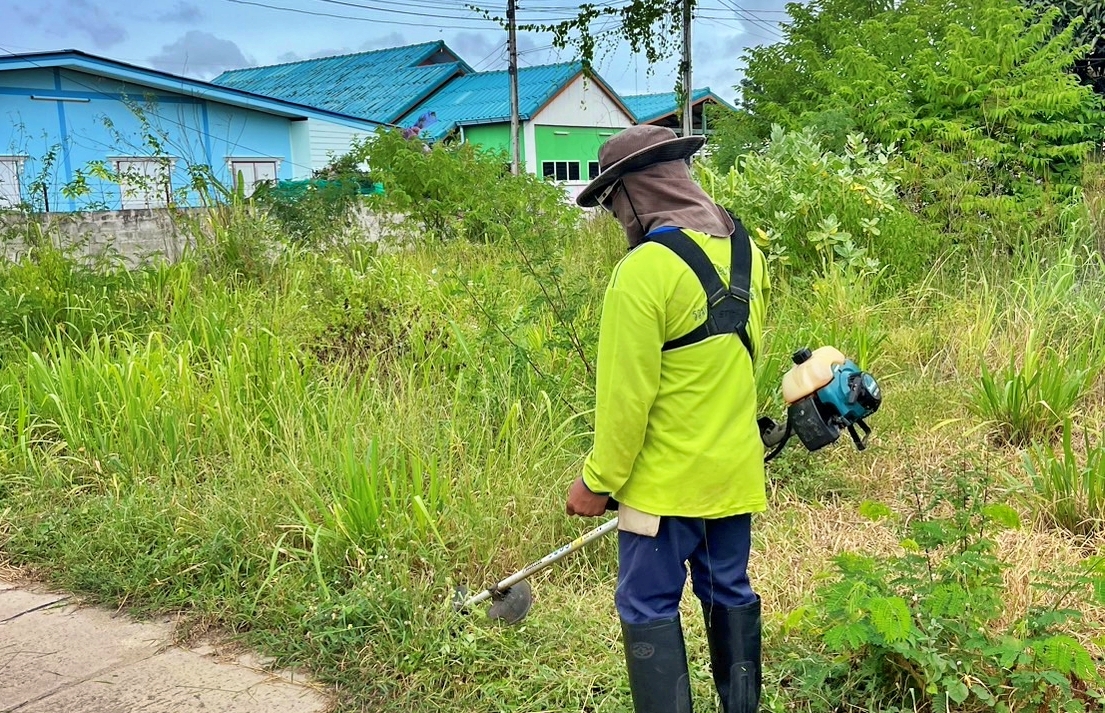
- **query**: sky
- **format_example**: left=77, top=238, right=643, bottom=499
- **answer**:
left=0, top=0, right=795, bottom=105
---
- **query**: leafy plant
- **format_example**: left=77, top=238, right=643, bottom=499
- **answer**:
left=732, top=0, right=1105, bottom=246
left=1025, top=419, right=1105, bottom=537
left=0, top=239, right=167, bottom=355
left=698, top=126, right=938, bottom=286
left=779, top=467, right=1105, bottom=712
left=969, top=330, right=1096, bottom=446
left=292, top=438, right=446, bottom=593
left=344, top=128, right=578, bottom=247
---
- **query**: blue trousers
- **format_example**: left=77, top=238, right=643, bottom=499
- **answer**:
left=616, top=514, right=755, bottom=625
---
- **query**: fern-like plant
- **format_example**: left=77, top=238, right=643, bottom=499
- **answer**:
left=778, top=467, right=1105, bottom=712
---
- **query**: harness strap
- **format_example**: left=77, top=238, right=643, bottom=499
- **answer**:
left=645, top=217, right=755, bottom=358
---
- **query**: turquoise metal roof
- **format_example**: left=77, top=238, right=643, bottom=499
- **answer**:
left=213, top=42, right=471, bottom=124
left=0, top=50, right=383, bottom=132
left=400, top=62, right=585, bottom=140
left=622, top=88, right=731, bottom=124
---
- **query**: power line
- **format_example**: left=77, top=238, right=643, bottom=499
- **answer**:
left=473, top=40, right=508, bottom=70
left=306, top=0, right=501, bottom=22
left=697, top=15, right=780, bottom=44
left=714, top=0, right=786, bottom=38
left=223, top=0, right=506, bottom=30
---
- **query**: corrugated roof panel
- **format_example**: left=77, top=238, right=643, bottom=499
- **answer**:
left=0, top=49, right=384, bottom=130
left=622, top=88, right=718, bottom=124
left=213, top=42, right=467, bottom=123
left=402, top=62, right=582, bottom=140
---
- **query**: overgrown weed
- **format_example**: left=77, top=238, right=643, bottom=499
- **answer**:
left=3, top=136, right=1105, bottom=713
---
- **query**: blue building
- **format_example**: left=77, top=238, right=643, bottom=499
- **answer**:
left=622, top=88, right=734, bottom=136
left=214, top=41, right=472, bottom=126
left=0, top=50, right=384, bottom=212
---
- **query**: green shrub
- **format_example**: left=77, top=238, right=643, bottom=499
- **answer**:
left=252, top=178, right=369, bottom=247
left=0, top=239, right=169, bottom=356
left=777, top=469, right=1105, bottom=712
left=180, top=197, right=284, bottom=284
left=1025, top=419, right=1105, bottom=537
left=345, top=129, right=579, bottom=247
left=697, top=126, right=939, bottom=286
left=969, top=330, right=1095, bottom=446
left=294, top=246, right=453, bottom=371
left=731, top=0, right=1105, bottom=250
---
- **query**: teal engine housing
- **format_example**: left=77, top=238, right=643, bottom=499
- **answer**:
left=787, top=356, right=882, bottom=452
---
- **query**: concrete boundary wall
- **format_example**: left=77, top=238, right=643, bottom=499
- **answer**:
left=1, top=209, right=193, bottom=266
left=1, top=205, right=408, bottom=266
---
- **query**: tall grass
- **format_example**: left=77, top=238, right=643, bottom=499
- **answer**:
left=1025, top=419, right=1105, bottom=537
left=970, top=330, right=1097, bottom=446
left=2, top=175, right=1105, bottom=711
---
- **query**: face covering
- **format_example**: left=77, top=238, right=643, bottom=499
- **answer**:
left=608, top=159, right=735, bottom=247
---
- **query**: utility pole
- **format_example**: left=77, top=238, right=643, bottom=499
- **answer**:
left=507, top=0, right=521, bottom=175
left=681, top=0, right=693, bottom=140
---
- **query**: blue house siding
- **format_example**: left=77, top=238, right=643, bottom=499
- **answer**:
left=0, top=51, right=383, bottom=213
left=1, top=67, right=299, bottom=211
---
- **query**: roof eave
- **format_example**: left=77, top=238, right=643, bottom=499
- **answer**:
left=0, top=50, right=386, bottom=129
left=636, top=95, right=726, bottom=125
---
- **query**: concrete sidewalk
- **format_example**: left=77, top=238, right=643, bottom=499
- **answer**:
left=1, top=577, right=330, bottom=713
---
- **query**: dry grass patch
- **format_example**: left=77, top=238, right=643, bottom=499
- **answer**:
left=754, top=502, right=900, bottom=616
left=994, top=527, right=1105, bottom=649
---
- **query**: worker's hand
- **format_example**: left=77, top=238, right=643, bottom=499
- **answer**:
left=566, top=477, right=609, bottom=517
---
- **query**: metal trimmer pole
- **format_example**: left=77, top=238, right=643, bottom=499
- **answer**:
left=460, top=516, right=620, bottom=610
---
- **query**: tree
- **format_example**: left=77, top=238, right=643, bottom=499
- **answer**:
left=725, top=0, right=1104, bottom=217
left=1027, top=0, right=1105, bottom=93
left=479, top=0, right=696, bottom=103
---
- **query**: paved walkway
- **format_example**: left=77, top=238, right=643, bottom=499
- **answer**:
left=1, top=577, right=330, bottom=713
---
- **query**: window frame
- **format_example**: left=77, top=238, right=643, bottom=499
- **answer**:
left=227, top=157, right=281, bottom=197
left=111, top=156, right=175, bottom=210
left=541, top=160, right=583, bottom=183
left=0, top=155, right=26, bottom=208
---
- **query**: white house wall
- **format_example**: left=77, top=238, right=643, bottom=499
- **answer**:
left=523, top=121, right=537, bottom=176
left=308, top=120, right=375, bottom=173
left=535, top=75, right=634, bottom=128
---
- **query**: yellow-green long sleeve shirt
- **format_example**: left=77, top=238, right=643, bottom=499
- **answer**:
left=582, top=227, right=770, bottom=518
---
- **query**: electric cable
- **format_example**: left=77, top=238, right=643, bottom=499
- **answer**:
left=713, top=0, right=786, bottom=38
left=223, top=0, right=506, bottom=30
left=307, top=0, right=510, bottom=22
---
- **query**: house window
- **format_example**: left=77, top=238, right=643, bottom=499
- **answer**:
left=0, top=157, right=23, bottom=208
left=229, top=159, right=279, bottom=197
left=114, top=158, right=173, bottom=209
left=588, top=161, right=600, bottom=180
left=541, top=160, right=582, bottom=182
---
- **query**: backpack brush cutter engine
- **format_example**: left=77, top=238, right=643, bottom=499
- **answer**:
left=455, top=345, right=883, bottom=625
left=759, top=346, right=882, bottom=461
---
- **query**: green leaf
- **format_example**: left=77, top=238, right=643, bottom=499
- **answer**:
left=899, top=538, right=921, bottom=552
left=868, top=596, right=913, bottom=643
left=859, top=500, right=893, bottom=522
left=781, top=605, right=810, bottom=634
left=971, top=684, right=997, bottom=705
left=946, top=679, right=970, bottom=704
left=982, top=503, right=1021, bottom=529
left=1092, top=575, right=1105, bottom=606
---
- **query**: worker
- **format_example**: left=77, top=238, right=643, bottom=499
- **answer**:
left=565, top=124, right=770, bottom=713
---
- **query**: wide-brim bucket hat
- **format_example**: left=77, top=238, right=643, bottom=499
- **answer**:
left=576, top=124, right=706, bottom=208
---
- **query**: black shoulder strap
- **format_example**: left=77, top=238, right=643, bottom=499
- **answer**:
left=645, top=217, right=755, bottom=358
